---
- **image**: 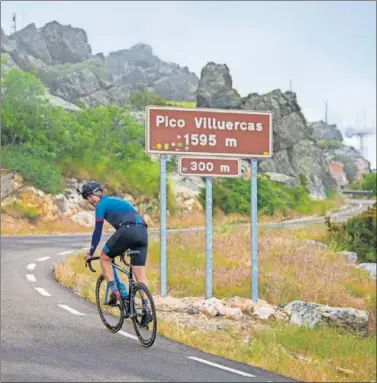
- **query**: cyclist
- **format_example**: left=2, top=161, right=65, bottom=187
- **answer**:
left=79, top=181, right=149, bottom=311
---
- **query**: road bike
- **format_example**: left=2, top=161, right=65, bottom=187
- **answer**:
left=87, top=250, right=157, bottom=347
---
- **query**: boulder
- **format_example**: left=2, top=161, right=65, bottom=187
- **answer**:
left=196, top=62, right=241, bottom=109
left=1, top=173, right=24, bottom=200
left=336, top=251, right=358, bottom=264
left=284, top=300, right=369, bottom=337
left=358, top=263, right=376, bottom=279
left=71, top=211, right=95, bottom=227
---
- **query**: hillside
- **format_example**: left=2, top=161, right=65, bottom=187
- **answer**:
left=1, top=20, right=375, bottom=234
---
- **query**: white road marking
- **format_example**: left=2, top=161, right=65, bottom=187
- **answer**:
left=57, top=251, right=73, bottom=256
left=26, top=274, right=36, bottom=282
left=35, top=287, right=51, bottom=296
left=27, top=263, right=36, bottom=270
left=118, top=330, right=138, bottom=341
left=37, top=256, right=51, bottom=262
left=187, top=356, right=256, bottom=378
left=58, top=304, right=84, bottom=316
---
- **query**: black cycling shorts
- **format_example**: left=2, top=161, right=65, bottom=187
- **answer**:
left=102, top=224, right=148, bottom=266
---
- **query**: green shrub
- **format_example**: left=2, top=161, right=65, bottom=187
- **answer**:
left=362, top=173, right=377, bottom=196
left=198, top=175, right=312, bottom=216
left=317, top=140, right=344, bottom=150
left=129, top=91, right=167, bottom=110
left=2, top=146, right=65, bottom=194
left=5, top=202, right=40, bottom=223
left=325, top=203, right=377, bottom=262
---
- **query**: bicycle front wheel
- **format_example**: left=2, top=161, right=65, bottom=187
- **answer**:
left=131, top=282, right=157, bottom=347
left=95, top=275, right=124, bottom=333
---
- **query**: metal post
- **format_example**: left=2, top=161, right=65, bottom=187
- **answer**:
left=250, top=159, right=258, bottom=302
left=205, top=177, right=213, bottom=299
left=160, top=155, right=167, bottom=297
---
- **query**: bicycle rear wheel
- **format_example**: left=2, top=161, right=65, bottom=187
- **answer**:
left=95, top=275, right=124, bottom=333
left=131, top=282, right=157, bottom=347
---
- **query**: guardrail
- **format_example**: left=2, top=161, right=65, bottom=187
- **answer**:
left=342, top=189, right=374, bottom=198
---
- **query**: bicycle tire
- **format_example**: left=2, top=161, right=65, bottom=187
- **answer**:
left=95, top=274, right=124, bottom=333
left=131, top=282, right=157, bottom=347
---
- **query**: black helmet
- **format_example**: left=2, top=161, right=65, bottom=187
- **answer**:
left=79, top=180, right=103, bottom=199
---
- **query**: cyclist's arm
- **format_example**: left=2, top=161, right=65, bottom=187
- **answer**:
left=89, top=205, right=105, bottom=256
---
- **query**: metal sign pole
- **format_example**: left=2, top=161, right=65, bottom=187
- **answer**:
left=251, top=159, right=258, bottom=302
left=205, top=176, right=213, bottom=299
left=160, top=154, right=167, bottom=297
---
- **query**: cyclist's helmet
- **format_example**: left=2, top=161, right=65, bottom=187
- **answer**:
left=80, top=180, right=103, bottom=199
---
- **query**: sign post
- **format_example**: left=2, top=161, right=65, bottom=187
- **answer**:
left=178, top=155, right=241, bottom=299
left=145, top=105, right=273, bottom=301
left=160, top=154, right=167, bottom=297
left=251, top=159, right=258, bottom=302
left=205, top=176, right=212, bottom=299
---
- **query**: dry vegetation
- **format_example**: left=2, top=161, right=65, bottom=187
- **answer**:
left=54, top=225, right=376, bottom=382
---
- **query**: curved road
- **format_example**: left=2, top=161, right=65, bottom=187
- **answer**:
left=1, top=199, right=374, bottom=382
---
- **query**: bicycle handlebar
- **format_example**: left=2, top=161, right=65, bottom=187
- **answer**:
left=86, top=256, right=99, bottom=272
left=86, top=250, right=140, bottom=272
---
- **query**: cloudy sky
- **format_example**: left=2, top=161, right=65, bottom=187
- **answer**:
left=2, top=1, right=376, bottom=168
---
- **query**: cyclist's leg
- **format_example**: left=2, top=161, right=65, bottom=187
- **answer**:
left=102, top=227, right=129, bottom=303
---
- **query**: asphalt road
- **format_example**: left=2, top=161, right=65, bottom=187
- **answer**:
left=1, top=199, right=374, bottom=382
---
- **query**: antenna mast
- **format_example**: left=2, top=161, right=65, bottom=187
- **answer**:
left=325, top=101, right=328, bottom=125
left=12, top=13, right=16, bottom=33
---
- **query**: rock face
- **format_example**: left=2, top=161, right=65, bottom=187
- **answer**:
left=284, top=300, right=369, bottom=337
left=7, top=22, right=91, bottom=66
left=1, top=24, right=198, bottom=106
left=322, top=145, right=371, bottom=183
left=196, top=63, right=337, bottom=199
left=328, top=160, right=348, bottom=187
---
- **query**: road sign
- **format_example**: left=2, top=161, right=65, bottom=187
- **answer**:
left=178, top=156, right=241, bottom=178
left=145, top=106, right=272, bottom=158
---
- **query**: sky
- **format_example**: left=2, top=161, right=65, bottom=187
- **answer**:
left=1, top=1, right=376, bottom=168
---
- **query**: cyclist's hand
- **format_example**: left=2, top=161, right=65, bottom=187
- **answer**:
left=84, top=253, right=92, bottom=266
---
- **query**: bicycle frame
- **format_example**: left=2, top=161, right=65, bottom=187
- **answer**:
left=103, top=259, right=135, bottom=305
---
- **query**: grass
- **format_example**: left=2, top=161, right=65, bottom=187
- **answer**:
left=156, top=318, right=376, bottom=382
left=166, top=100, right=196, bottom=108
left=54, top=226, right=376, bottom=382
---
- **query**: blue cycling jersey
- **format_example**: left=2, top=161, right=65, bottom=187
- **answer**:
left=89, top=195, right=146, bottom=256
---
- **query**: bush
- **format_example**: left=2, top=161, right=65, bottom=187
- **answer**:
left=198, top=175, right=314, bottom=217
left=325, top=203, right=377, bottom=262
left=5, top=201, right=40, bottom=223
left=317, top=140, right=344, bottom=150
left=2, top=146, right=65, bottom=194
left=362, top=173, right=377, bottom=196
left=129, top=91, right=167, bottom=110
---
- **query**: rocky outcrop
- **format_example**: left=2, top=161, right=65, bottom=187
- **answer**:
left=11, top=22, right=91, bottom=65
left=196, top=63, right=337, bottom=199
left=309, top=120, right=343, bottom=141
left=1, top=24, right=198, bottom=106
left=328, top=160, right=348, bottom=186
left=284, top=300, right=369, bottom=337
left=322, top=145, right=370, bottom=183
left=196, top=62, right=241, bottom=109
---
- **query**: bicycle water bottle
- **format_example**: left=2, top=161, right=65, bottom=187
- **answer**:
left=113, top=269, right=128, bottom=299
